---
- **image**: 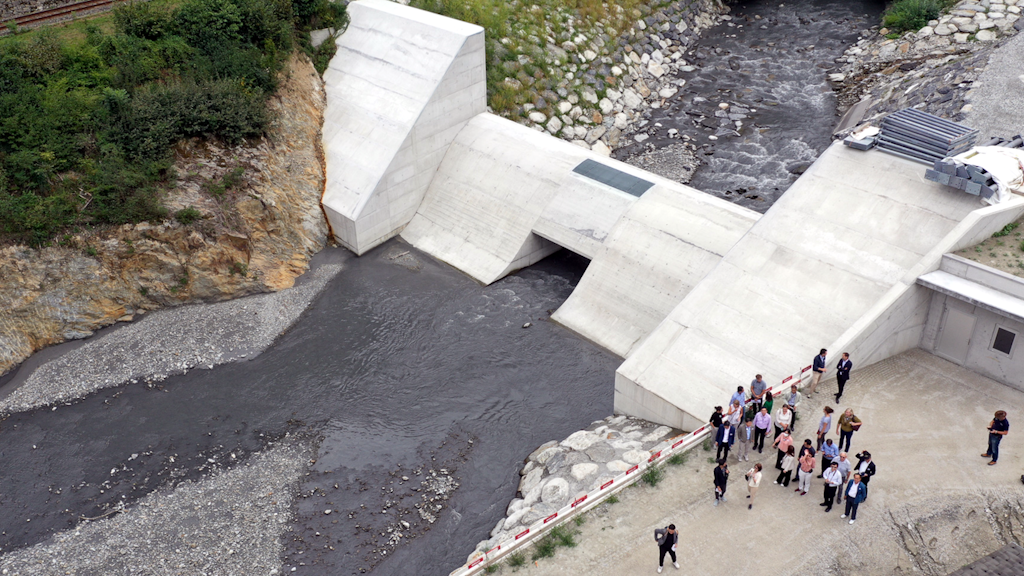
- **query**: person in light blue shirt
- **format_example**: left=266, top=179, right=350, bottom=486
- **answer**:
left=819, top=438, right=839, bottom=477
left=730, top=386, right=746, bottom=411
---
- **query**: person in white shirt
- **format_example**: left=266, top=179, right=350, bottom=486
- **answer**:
left=841, top=473, right=867, bottom=524
left=746, top=463, right=763, bottom=510
left=820, top=462, right=842, bottom=512
left=775, top=404, right=793, bottom=439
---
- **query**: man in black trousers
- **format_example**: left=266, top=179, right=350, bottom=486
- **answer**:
left=713, top=459, right=729, bottom=506
left=654, top=524, right=679, bottom=572
left=820, top=461, right=842, bottom=512
left=853, top=450, right=876, bottom=501
left=835, top=352, right=853, bottom=403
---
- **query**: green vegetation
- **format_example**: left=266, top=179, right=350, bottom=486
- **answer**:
left=667, top=452, right=687, bottom=466
left=993, top=222, right=1019, bottom=237
left=605, top=494, right=619, bottom=504
left=640, top=464, right=664, bottom=486
left=882, top=0, right=956, bottom=34
left=0, top=0, right=346, bottom=247
left=506, top=551, right=526, bottom=570
left=174, top=206, right=202, bottom=224
left=531, top=524, right=579, bottom=561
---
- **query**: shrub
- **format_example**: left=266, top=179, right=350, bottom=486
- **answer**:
left=993, top=222, right=1019, bottom=237
left=641, top=465, right=664, bottom=487
left=175, top=206, right=203, bottom=224
left=668, top=453, right=687, bottom=466
left=531, top=534, right=557, bottom=559
left=114, top=1, right=173, bottom=40
left=882, top=0, right=940, bottom=33
left=506, top=552, right=526, bottom=569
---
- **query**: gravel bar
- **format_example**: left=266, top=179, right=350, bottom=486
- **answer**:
left=0, top=263, right=342, bottom=416
left=0, top=441, right=310, bottom=576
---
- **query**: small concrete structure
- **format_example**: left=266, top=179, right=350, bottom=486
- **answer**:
left=615, top=143, right=1024, bottom=431
left=919, top=254, right=1024, bottom=392
left=321, top=0, right=486, bottom=255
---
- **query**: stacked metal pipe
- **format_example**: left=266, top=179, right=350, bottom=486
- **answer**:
left=875, top=108, right=978, bottom=164
left=924, top=135, right=1024, bottom=200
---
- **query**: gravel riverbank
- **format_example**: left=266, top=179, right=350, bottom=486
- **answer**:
left=0, top=261, right=343, bottom=416
left=0, top=441, right=310, bottom=576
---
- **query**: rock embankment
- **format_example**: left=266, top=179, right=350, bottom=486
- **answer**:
left=0, top=53, right=329, bottom=378
left=831, top=0, right=1023, bottom=131
left=497, top=0, right=728, bottom=155
left=466, top=415, right=677, bottom=565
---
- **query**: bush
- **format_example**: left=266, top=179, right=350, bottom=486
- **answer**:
left=641, top=465, right=664, bottom=487
left=175, top=206, right=202, bottom=224
left=506, top=552, right=526, bottom=570
left=882, top=0, right=941, bottom=33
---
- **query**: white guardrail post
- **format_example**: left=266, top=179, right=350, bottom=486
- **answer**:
left=448, top=368, right=815, bottom=576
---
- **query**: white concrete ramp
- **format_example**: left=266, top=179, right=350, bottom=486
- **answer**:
left=321, top=0, right=486, bottom=254
left=615, top=142, right=1024, bottom=430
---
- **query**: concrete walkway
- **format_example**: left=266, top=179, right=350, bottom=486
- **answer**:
left=517, top=349, right=1024, bottom=576
left=966, top=30, right=1024, bottom=141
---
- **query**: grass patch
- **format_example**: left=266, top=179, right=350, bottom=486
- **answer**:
left=506, top=551, right=526, bottom=570
left=640, top=464, right=664, bottom=487
left=530, top=524, right=579, bottom=562
left=484, top=564, right=500, bottom=574
left=702, top=437, right=712, bottom=451
left=667, top=453, right=688, bottom=466
left=573, top=514, right=586, bottom=526
left=882, top=0, right=957, bottom=34
left=174, top=206, right=202, bottom=224
left=606, top=494, right=619, bottom=505
left=994, top=222, right=1019, bottom=237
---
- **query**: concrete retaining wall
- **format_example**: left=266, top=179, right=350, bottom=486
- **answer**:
left=321, top=0, right=486, bottom=255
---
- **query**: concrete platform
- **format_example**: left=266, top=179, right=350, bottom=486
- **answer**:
left=616, top=142, right=1024, bottom=431
left=526, top=349, right=1024, bottom=576
left=321, top=0, right=486, bottom=254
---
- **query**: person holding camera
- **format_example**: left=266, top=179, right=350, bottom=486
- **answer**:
left=745, top=463, right=763, bottom=510
left=714, top=459, right=729, bottom=506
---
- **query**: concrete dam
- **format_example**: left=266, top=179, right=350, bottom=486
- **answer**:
left=322, top=0, right=1024, bottom=431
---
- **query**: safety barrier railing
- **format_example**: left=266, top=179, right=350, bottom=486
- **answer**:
left=448, top=368, right=815, bottom=575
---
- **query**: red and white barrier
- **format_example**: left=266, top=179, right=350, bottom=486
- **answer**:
left=449, top=369, right=815, bottom=575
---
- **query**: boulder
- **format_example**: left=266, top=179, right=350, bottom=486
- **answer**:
left=976, top=29, right=998, bottom=40
left=561, top=430, right=600, bottom=451
left=546, top=116, right=563, bottom=134
left=599, top=98, right=614, bottom=115
left=490, top=517, right=505, bottom=537
left=586, top=442, right=617, bottom=462
left=535, top=445, right=564, bottom=465
left=506, top=498, right=525, bottom=515
left=528, top=111, right=547, bottom=124
left=933, top=23, right=955, bottom=35
left=641, top=426, right=673, bottom=443
left=647, top=62, right=666, bottom=78
left=607, top=460, right=631, bottom=473
left=622, top=449, right=649, bottom=464
left=518, top=467, right=543, bottom=495
left=623, top=89, right=643, bottom=109
left=541, top=478, right=570, bottom=507
left=571, top=463, right=599, bottom=480
left=504, top=506, right=530, bottom=529
left=591, top=141, right=612, bottom=156
left=521, top=503, right=556, bottom=526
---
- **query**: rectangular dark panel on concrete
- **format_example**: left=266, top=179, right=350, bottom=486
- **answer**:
left=573, top=159, right=655, bottom=197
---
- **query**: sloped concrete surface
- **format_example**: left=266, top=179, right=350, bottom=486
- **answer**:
left=616, top=143, right=1020, bottom=430
left=321, top=0, right=485, bottom=254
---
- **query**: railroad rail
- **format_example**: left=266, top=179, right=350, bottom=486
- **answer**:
left=1, top=0, right=118, bottom=32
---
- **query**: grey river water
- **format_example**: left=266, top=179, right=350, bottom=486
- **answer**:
left=0, top=243, right=618, bottom=575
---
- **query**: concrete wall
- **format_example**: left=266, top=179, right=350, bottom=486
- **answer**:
left=614, top=142, right=1016, bottom=430
left=552, top=184, right=760, bottom=358
left=321, top=0, right=486, bottom=255
left=402, top=113, right=643, bottom=284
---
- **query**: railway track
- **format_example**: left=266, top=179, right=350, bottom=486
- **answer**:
left=1, top=0, right=117, bottom=31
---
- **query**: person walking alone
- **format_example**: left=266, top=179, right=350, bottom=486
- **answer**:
left=775, top=446, right=796, bottom=487
left=736, top=419, right=754, bottom=462
left=835, top=353, right=853, bottom=403
left=809, top=348, right=828, bottom=396
left=746, top=463, right=763, bottom=510
left=821, top=462, right=842, bottom=512
left=982, top=410, right=1010, bottom=466
left=714, top=459, right=729, bottom=506
left=835, top=408, right=862, bottom=453
left=715, top=420, right=736, bottom=461
left=753, top=408, right=772, bottom=454
left=817, top=407, right=834, bottom=451
left=797, top=448, right=815, bottom=495
left=654, top=524, right=679, bottom=572
left=841, top=473, right=867, bottom=524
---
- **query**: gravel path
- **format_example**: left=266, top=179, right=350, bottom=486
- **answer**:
left=966, top=30, right=1024, bottom=140
left=0, top=441, right=309, bottom=576
left=0, top=264, right=342, bottom=416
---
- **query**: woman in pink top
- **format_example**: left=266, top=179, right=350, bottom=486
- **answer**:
left=772, top=429, right=793, bottom=470
left=796, top=451, right=815, bottom=495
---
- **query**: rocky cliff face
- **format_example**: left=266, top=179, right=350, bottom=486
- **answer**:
left=0, top=53, right=329, bottom=377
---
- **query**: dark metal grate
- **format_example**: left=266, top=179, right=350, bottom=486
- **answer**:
left=875, top=108, right=978, bottom=165
left=572, top=159, right=655, bottom=197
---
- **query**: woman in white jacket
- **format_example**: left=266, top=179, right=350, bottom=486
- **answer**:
left=746, top=463, right=763, bottom=510
left=774, top=446, right=796, bottom=487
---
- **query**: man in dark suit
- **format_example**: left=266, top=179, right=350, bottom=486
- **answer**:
left=853, top=450, right=876, bottom=501
left=809, top=348, right=827, bottom=395
left=835, top=353, right=853, bottom=402
left=715, top=420, right=736, bottom=461
left=713, top=459, right=729, bottom=506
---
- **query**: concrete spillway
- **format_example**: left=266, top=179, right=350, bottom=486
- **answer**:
left=322, top=0, right=1024, bottom=432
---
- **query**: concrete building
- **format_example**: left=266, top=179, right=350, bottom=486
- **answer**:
left=323, top=0, right=1024, bottom=432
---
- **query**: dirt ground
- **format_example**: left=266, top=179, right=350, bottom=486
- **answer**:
left=954, top=218, right=1024, bottom=278
left=487, top=349, right=1024, bottom=576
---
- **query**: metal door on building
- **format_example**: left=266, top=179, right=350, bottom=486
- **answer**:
left=935, top=305, right=977, bottom=365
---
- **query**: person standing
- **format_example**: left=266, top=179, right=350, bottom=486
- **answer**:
left=746, top=463, right=763, bottom=510
left=821, top=461, right=842, bottom=512
left=763, top=390, right=775, bottom=414
left=654, top=524, right=679, bottom=572
left=753, top=408, right=772, bottom=454
left=750, top=374, right=768, bottom=412
left=809, top=349, right=828, bottom=395
left=772, top=429, right=794, bottom=470
left=775, top=446, right=796, bottom=487
left=726, top=399, right=743, bottom=430
left=798, top=438, right=816, bottom=461
left=832, top=452, right=852, bottom=505
left=983, top=410, right=1010, bottom=466
left=786, top=384, right=803, bottom=425
left=854, top=451, right=876, bottom=501
left=774, top=404, right=793, bottom=439
left=835, top=353, right=853, bottom=403
left=841, top=473, right=867, bottom=524
left=736, top=418, right=755, bottom=462
left=709, top=406, right=723, bottom=438
left=797, top=449, right=815, bottom=495
left=817, top=407, right=834, bottom=451
left=715, top=420, right=736, bottom=461
left=835, top=409, right=862, bottom=453
left=819, top=438, right=839, bottom=477
left=714, top=459, right=729, bottom=506
left=730, top=386, right=746, bottom=410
